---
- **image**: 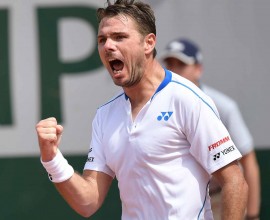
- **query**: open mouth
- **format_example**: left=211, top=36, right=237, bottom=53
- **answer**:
left=109, top=59, right=124, bottom=73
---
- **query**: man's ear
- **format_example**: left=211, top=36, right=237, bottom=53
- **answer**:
left=195, top=64, right=203, bottom=78
left=144, top=33, right=156, bottom=55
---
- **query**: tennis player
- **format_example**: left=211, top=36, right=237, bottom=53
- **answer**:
left=36, top=0, right=248, bottom=219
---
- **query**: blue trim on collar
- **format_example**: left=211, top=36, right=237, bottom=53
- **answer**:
left=151, top=68, right=172, bottom=100
left=124, top=68, right=171, bottom=101
left=125, top=93, right=129, bottom=100
left=156, top=68, right=172, bottom=93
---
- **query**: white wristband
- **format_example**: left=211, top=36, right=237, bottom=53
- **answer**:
left=41, top=150, right=74, bottom=183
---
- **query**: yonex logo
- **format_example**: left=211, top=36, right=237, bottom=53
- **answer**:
left=213, top=146, right=235, bottom=161
left=213, top=153, right=220, bottom=161
left=221, top=146, right=235, bottom=155
left=157, top=112, right=173, bottom=121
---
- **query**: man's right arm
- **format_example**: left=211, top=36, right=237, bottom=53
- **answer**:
left=240, top=151, right=261, bottom=220
left=36, top=117, right=113, bottom=217
left=55, top=170, right=113, bottom=217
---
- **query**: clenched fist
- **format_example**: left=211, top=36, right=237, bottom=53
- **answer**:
left=36, top=117, right=63, bottom=162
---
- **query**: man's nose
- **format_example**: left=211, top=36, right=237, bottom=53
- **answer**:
left=104, top=38, right=116, bottom=51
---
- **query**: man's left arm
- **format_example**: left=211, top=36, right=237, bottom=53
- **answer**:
left=212, top=160, right=248, bottom=220
left=240, top=151, right=261, bottom=220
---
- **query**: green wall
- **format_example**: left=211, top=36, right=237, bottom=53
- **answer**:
left=0, top=155, right=121, bottom=219
left=0, top=149, right=268, bottom=219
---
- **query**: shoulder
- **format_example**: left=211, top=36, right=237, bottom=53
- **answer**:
left=92, top=90, right=126, bottom=127
left=96, top=90, right=125, bottom=116
left=167, top=72, right=219, bottom=116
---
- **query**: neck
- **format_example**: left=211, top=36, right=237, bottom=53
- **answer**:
left=124, top=59, right=164, bottom=103
left=124, top=59, right=165, bottom=118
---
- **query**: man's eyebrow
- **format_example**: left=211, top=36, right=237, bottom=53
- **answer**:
left=98, top=32, right=128, bottom=38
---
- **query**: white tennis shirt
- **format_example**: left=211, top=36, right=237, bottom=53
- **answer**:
left=84, top=69, right=242, bottom=220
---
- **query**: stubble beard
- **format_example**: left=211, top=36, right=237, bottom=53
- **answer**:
left=121, top=57, right=144, bottom=88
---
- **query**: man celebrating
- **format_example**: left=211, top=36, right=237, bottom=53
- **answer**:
left=36, top=1, right=248, bottom=219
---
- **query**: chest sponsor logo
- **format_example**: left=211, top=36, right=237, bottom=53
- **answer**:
left=157, top=111, right=173, bottom=121
left=87, top=157, right=94, bottom=162
left=86, top=147, right=94, bottom=162
left=208, top=136, right=230, bottom=151
left=212, top=146, right=236, bottom=161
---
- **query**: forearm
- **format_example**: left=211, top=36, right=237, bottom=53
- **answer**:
left=41, top=149, right=101, bottom=217
left=213, top=161, right=249, bottom=220
left=245, top=169, right=260, bottom=217
left=55, top=172, right=101, bottom=218
left=241, top=152, right=261, bottom=218
left=36, top=118, right=113, bottom=217
left=221, top=176, right=248, bottom=220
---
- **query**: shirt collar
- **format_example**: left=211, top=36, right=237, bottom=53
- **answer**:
left=125, top=68, right=172, bottom=101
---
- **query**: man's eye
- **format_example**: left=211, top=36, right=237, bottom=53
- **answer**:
left=116, top=36, right=125, bottom=41
left=98, top=38, right=106, bottom=44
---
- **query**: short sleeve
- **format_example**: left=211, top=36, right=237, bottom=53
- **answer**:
left=84, top=112, right=115, bottom=178
left=185, top=96, right=242, bottom=174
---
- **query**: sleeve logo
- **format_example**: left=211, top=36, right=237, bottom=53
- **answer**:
left=212, top=146, right=236, bottom=161
left=208, top=136, right=230, bottom=151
